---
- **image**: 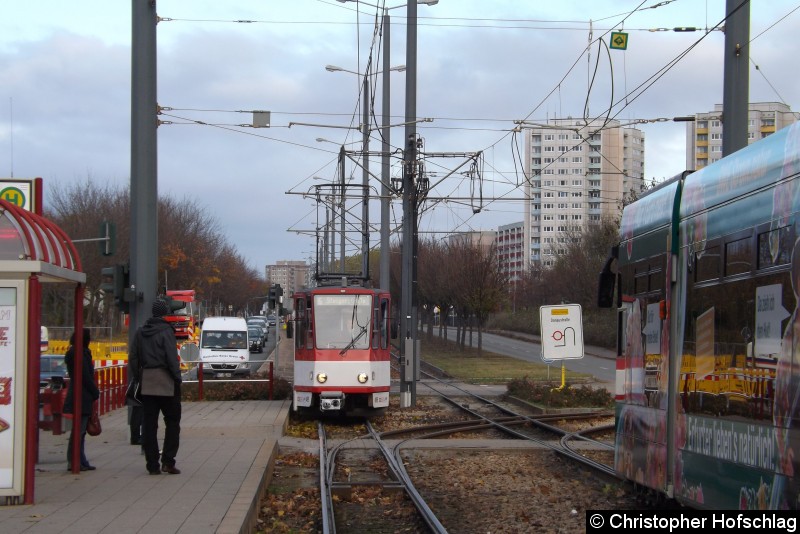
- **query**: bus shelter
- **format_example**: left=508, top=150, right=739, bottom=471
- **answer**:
left=0, top=199, right=85, bottom=505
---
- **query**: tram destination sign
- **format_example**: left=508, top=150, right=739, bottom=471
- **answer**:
left=539, top=304, right=584, bottom=361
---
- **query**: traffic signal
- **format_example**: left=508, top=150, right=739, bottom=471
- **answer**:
left=100, top=263, right=132, bottom=313
left=268, top=284, right=283, bottom=310
left=99, top=221, right=116, bottom=256
left=167, top=297, right=186, bottom=313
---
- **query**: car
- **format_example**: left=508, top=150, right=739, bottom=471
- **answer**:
left=266, top=315, right=277, bottom=327
left=246, top=317, right=269, bottom=342
left=40, top=354, right=68, bottom=389
left=248, top=327, right=264, bottom=353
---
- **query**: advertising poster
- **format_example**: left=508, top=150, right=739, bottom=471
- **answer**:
left=0, top=287, right=18, bottom=491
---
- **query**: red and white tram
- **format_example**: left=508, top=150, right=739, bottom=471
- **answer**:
left=288, top=284, right=393, bottom=416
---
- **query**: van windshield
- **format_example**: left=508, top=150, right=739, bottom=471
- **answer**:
left=201, top=330, right=247, bottom=349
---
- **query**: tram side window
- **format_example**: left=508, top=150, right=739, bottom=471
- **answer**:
left=725, top=237, right=752, bottom=277
left=305, top=297, right=313, bottom=350
left=380, top=298, right=389, bottom=350
left=758, top=226, right=792, bottom=269
left=294, top=298, right=305, bottom=349
left=695, top=245, right=720, bottom=282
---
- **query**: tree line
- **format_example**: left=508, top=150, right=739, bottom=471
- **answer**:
left=385, top=217, right=620, bottom=352
left=42, top=179, right=265, bottom=332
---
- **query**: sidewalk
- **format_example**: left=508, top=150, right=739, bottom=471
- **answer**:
left=0, top=399, right=290, bottom=533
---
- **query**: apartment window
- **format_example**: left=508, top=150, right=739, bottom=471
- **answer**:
left=572, top=133, right=582, bottom=140
left=543, top=157, right=554, bottom=163
left=559, top=180, right=567, bottom=186
left=572, top=203, right=582, bottom=208
left=558, top=204, right=568, bottom=209
left=559, top=157, right=568, bottom=163
left=558, top=134, right=569, bottom=140
left=572, top=180, right=582, bottom=186
left=544, top=134, right=554, bottom=141
left=748, top=132, right=755, bottom=139
left=572, top=214, right=582, bottom=220
left=544, top=146, right=554, bottom=152
left=543, top=226, right=553, bottom=232
left=558, top=146, right=569, bottom=152
left=697, top=120, right=708, bottom=128
left=711, top=146, right=722, bottom=153
left=543, top=169, right=554, bottom=174
left=558, top=226, right=567, bottom=232
left=558, top=215, right=567, bottom=220
left=543, top=203, right=553, bottom=209
left=532, top=158, right=541, bottom=165
left=572, top=157, right=582, bottom=163
left=558, top=192, right=568, bottom=197
left=543, top=215, right=553, bottom=220
left=544, top=180, right=553, bottom=186
left=712, top=120, right=721, bottom=128
left=571, top=168, right=582, bottom=174
left=558, top=169, right=568, bottom=175
left=531, top=146, right=541, bottom=154
left=711, top=133, right=721, bottom=140
left=544, top=192, right=554, bottom=198
left=572, top=145, right=583, bottom=151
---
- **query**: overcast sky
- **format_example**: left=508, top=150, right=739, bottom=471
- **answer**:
left=1, top=1, right=798, bottom=274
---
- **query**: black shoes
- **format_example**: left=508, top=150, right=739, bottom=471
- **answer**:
left=148, top=469, right=161, bottom=475
left=67, top=465, right=96, bottom=471
left=161, top=464, right=181, bottom=475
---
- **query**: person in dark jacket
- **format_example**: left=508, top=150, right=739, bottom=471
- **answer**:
left=129, top=298, right=182, bottom=475
left=63, top=328, right=100, bottom=471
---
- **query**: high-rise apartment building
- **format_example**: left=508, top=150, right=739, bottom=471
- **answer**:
left=496, top=222, right=525, bottom=283
left=523, top=118, right=644, bottom=269
left=686, top=102, right=797, bottom=170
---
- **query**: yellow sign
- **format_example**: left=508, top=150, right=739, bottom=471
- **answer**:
left=610, top=32, right=628, bottom=50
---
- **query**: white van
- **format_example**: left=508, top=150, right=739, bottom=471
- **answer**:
left=198, top=317, right=251, bottom=379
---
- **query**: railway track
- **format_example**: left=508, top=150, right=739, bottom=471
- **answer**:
left=318, top=420, right=446, bottom=533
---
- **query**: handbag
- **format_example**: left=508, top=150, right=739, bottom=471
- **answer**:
left=141, top=367, right=175, bottom=396
left=87, top=405, right=102, bottom=436
left=126, top=379, right=143, bottom=406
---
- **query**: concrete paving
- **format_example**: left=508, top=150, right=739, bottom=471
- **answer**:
left=0, top=399, right=290, bottom=534
left=0, top=329, right=295, bottom=534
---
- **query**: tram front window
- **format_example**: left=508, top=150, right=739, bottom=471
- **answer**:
left=314, top=294, right=372, bottom=349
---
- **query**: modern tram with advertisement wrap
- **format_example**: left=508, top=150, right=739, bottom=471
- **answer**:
left=598, top=122, right=800, bottom=510
left=288, top=282, right=394, bottom=416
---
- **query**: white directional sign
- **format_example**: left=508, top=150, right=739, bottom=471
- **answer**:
left=540, top=304, right=584, bottom=361
left=755, top=284, right=790, bottom=358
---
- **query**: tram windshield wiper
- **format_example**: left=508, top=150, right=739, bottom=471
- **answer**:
left=339, top=324, right=368, bottom=357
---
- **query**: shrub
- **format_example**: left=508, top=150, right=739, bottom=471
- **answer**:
left=506, top=376, right=613, bottom=408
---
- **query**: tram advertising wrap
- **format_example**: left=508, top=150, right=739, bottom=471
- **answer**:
left=599, top=122, right=800, bottom=510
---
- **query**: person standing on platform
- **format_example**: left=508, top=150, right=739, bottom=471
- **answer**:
left=63, top=328, right=99, bottom=471
left=129, top=298, right=183, bottom=475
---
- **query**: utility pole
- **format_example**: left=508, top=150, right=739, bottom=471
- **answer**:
left=362, top=73, right=370, bottom=280
left=380, top=11, right=391, bottom=291
left=722, top=0, right=750, bottom=156
left=400, top=0, right=419, bottom=407
left=129, top=0, right=159, bottom=344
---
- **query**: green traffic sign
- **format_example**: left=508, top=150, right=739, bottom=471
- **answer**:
left=610, top=32, right=628, bottom=50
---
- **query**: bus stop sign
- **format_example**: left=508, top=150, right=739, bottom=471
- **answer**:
left=540, top=304, right=584, bottom=361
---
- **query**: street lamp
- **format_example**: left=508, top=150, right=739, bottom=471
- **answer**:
left=326, top=62, right=405, bottom=282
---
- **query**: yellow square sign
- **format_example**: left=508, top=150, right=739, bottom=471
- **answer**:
left=610, top=32, right=628, bottom=50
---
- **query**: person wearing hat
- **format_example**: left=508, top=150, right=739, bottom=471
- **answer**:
left=129, top=297, right=183, bottom=475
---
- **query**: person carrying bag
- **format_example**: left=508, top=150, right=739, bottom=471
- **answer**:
left=128, top=298, right=183, bottom=475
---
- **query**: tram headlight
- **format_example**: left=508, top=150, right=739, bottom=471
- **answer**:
left=316, top=373, right=328, bottom=384
left=357, top=372, right=368, bottom=384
